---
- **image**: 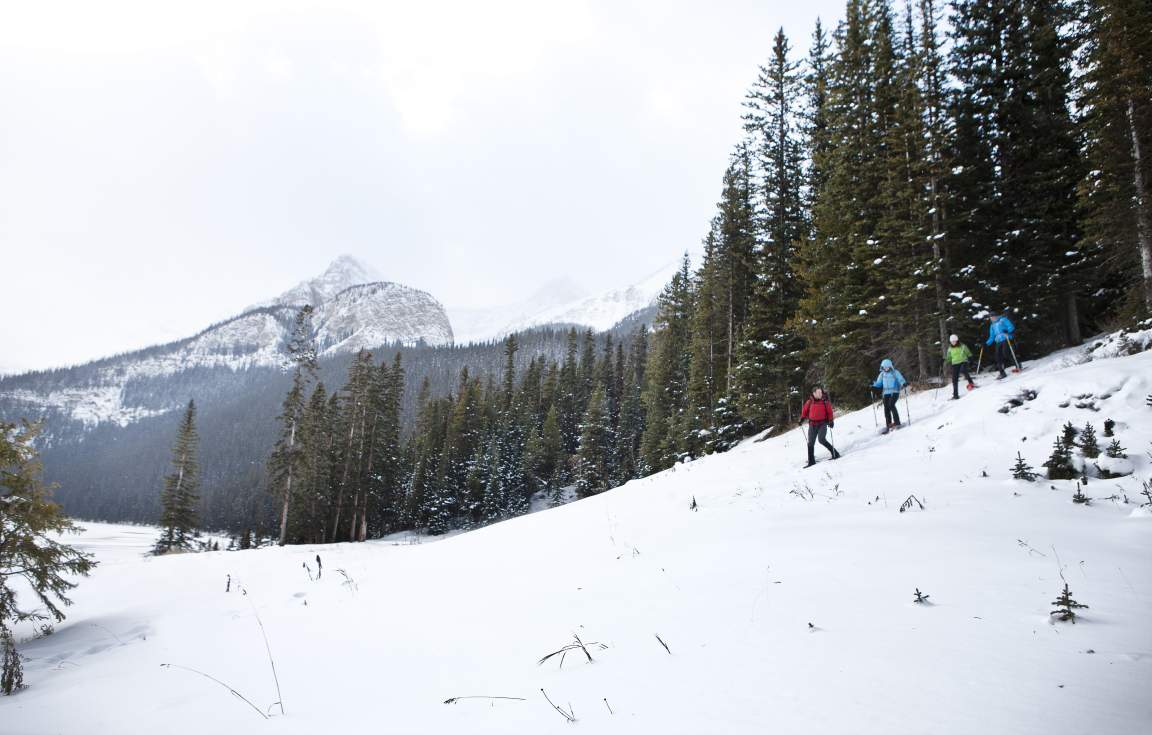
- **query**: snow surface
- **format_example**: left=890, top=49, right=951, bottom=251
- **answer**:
left=3, top=346, right=1151, bottom=734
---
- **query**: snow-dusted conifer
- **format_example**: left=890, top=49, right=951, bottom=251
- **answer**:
left=156, top=400, right=201, bottom=554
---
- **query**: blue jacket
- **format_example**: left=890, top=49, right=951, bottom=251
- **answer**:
left=872, top=360, right=907, bottom=395
left=986, top=316, right=1015, bottom=345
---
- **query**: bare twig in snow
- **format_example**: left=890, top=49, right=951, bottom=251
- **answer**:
left=443, top=695, right=526, bottom=705
left=538, top=634, right=608, bottom=668
left=160, top=663, right=268, bottom=720
left=246, top=596, right=285, bottom=716
left=540, top=688, right=576, bottom=723
left=604, top=697, right=614, bottom=714
left=899, top=494, right=925, bottom=512
left=654, top=634, right=671, bottom=655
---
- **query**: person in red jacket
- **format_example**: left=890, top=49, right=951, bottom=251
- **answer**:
left=800, top=386, right=840, bottom=467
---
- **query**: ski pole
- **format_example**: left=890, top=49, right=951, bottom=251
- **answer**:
left=870, top=391, right=878, bottom=428
left=903, top=385, right=912, bottom=426
left=1006, top=337, right=1022, bottom=371
left=976, top=345, right=984, bottom=374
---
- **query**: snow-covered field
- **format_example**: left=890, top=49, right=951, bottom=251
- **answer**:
left=4, top=345, right=1151, bottom=734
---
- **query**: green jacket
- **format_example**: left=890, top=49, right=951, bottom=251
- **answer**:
left=945, top=343, right=973, bottom=365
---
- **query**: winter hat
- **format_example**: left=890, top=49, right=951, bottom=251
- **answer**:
left=880, top=358, right=894, bottom=370
left=949, top=334, right=959, bottom=344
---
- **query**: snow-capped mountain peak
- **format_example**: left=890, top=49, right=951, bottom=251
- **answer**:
left=448, top=260, right=680, bottom=344
left=254, top=254, right=384, bottom=310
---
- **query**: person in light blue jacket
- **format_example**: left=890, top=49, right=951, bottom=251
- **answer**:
left=872, top=358, right=907, bottom=431
left=985, top=313, right=1016, bottom=379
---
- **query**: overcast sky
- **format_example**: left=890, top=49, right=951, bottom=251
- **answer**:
left=0, top=0, right=845, bottom=374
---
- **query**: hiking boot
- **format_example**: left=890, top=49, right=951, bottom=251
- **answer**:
left=831, top=449, right=841, bottom=460
left=966, top=382, right=976, bottom=390
left=805, top=459, right=816, bottom=468
left=950, top=395, right=959, bottom=400
left=997, top=372, right=1008, bottom=380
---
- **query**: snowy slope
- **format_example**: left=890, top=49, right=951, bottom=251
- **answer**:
left=450, top=261, right=679, bottom=344
left=4, top=345, right=1151, bottom=735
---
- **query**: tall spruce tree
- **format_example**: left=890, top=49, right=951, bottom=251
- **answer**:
left=156, top=400, right=201, bottom=554
left=735, top=27, right=808, bottom=429
left=1076, top=0, right=1152, bottom=316
left=268, top=306, right=318, bottom=545
left=575, top=387, right=611, bottom=498
left=948, top=0, right=1085, bottom=347
left=795, top=0, right=895, bottom=397
left=642, top=255, right=695, bottom=472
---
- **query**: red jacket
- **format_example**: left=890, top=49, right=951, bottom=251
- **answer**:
left=801, top=397, right=834, bottom=423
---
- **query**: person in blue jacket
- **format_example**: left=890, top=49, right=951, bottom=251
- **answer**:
left=985, top=313, right=1016, bottom=379
left=872, top=358, right=907, bottom=432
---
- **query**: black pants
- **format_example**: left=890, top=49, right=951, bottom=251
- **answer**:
left=994, top=340, right=1010, bottom=375
left=882, top=393, right=901, bottom=426
left=951, top=362, right=973, bottom=397
left=807, top=421, right=835, bottom=461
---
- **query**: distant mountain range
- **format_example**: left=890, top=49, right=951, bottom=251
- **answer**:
left=447, top=260, right=678, bottom=344
left=0, top=256, right=452, bottom=428
left=0, top=255, right=671, bottom=529
left=1, top=255, right=671, bottom=431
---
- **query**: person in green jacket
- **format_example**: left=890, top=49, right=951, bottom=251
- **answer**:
left=945, top=334, right=975, bottom=400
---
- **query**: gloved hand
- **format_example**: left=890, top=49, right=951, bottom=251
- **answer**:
left=799, top=419, right=806, bottom=426
left=828, top=421, right=835, bottom=429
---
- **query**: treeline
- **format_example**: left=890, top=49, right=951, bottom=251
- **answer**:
left=268, top=313, right=651, bottom=541
left=262, top=0, right=1151, bottom=542
left=649, top=0, right=1150, bottom=437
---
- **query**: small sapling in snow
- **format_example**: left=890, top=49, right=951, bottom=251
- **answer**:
left=1043, top=437, right=1076, bottom=480
left=654, top=633, right=671, bottom=655
left=1050, top=583, right=1088, bottom=623
left=1103, top=419, right=1115, bottom=437
left=1011, top=452, right=1037, bottom=481
left=1, top=627, right=24, bottom=695
left=1079, top=423, right=1100, bottom=458
left=1072, top=480, right=1091, bottom=505
left=1104, top=439, right=1127, bottom=459
left=689, top=496, right=698, bottom=511
left=913, top=588, right=930, bottom=604
left=1061, top=421, right=1078, bottom=445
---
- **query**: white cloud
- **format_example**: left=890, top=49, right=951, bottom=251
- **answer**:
left=0, top=0, right=844, bottom=371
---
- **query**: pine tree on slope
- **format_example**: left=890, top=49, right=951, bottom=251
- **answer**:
left=156, top=400, right=201, bottom=554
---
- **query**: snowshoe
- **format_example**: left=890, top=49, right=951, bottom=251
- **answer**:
left=831, top=449, right=841, bottom=460
left=804, top=459, right=817, bottom=468
left=950, top=395, right=959, bottom=400
left=996, top=373, right=1008, bottom=380
left=879, top=426, right=890, bottom=435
